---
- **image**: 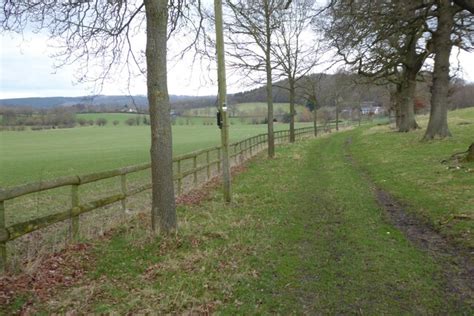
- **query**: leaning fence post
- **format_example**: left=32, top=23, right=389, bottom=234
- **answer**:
left=121, top=174, right=127, bottom=212
left=70, top=184, right=79, bottom=241
left=0, top=200, right=6, bottom=272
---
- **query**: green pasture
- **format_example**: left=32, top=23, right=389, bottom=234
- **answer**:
left=77, top=113, right=250, bottom=126
left=76, top=113, right=141, bottom=124
left=0, top=116, right=311, bottom=186
left=184, top=102, right=307, bottom=117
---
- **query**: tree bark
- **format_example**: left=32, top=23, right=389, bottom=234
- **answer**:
left=145, top=0, right=177, bottom=234
left=390, top=89, right=401, bottom=128
left=397, top=70, right=419, bottom=132
left=289, top=78, right=296, bottom=143
left=423, top=0, right=454, bottom=140
left=264, top=0, right=275, bottom=158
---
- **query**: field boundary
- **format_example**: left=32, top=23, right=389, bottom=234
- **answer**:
left=0, top=124, right=344, bottom=272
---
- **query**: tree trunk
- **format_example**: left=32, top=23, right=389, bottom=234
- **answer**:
left=390, top=89, right=401, bottom=128
left=358, top=107, right=361, bottom=126
left=423, top=0, right=454, bottom=140
left=264, top=0, right=274, bottom=158
left=145, top=0, right=177, bottom=234
left=397, top=70, right=419, bottom=132
left=313, top=108, right=317, bottom=137
left=289, top=78, right=295, bottom=143
left=335, top=101, right=339, bottom=131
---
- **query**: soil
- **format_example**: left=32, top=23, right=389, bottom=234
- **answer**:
left=344, top=137, right=474, bottom=309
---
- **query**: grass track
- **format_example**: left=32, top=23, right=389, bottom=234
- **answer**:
left=350, top=108, right=474, bottom=249
left=11, top=129, right=469, bottom=314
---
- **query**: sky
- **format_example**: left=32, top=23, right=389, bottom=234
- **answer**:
left=1, top=26, right=474, bottom=99
left=0, top=31, right=221, bottom=99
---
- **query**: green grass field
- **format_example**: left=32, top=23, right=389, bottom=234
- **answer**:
left=0, top=115, right=311, bottom=186
left=184, top=102, right=307, bottom=117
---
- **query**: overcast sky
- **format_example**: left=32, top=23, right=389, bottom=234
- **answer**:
left=1, top=28, right=474, bottom=99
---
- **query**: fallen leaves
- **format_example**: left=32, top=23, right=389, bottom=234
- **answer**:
left=0, top=243, right=93, bottom=311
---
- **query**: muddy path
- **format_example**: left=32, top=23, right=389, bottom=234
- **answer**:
left=344, top=137, right=474, bottom=309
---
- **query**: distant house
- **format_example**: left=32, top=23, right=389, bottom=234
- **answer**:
left=360, top=101, right=384, bottom=115
left=121, top=105, right=138, bottom=113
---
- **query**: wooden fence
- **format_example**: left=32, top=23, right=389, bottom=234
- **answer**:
left=0, top=125, right=331, bottom=272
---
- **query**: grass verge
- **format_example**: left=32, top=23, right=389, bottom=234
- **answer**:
left=350, top=108, right=474, bottom=249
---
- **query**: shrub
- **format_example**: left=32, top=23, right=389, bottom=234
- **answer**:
left=96, top=118, right=108, bottom=126
left=297, top=108, right=312, bottom=122
left=77, top=118, right=87, bottom=126
left=87, top=120, right=94, bottom=126
left=125, top=117, right=137, bottom=126
left=281, top=113, right=292, bottom=123
left=113, top=120, right=120, bottom=126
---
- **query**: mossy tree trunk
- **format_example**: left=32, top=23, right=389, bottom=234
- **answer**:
left=145, top=0, right=177, bottom=234
left=423, top=0, right=455, bottom=140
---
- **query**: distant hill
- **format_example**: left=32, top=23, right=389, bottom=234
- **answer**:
left=0, top=73, right=395, bottom=111
left=0, top=95, right=210, bottom=107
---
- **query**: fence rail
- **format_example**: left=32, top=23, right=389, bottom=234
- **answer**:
left=0, top=124, right=339, bottom=271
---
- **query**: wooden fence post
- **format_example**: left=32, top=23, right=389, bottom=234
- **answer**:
left=70, top=184, right=79, bottom=241
left=177, top=160, right=182, bottom=195
left=237, top=142, right=241, bottom=162
left=0, top=201, right=6, bottom=272
left=121, top=174, right=127, bottom=212
left=193, top=155, right=198, bottom=185
left=206, top=150, right=211, bottom=180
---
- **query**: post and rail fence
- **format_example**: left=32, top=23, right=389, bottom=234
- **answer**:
left=0, top=124, right=342, bottom=272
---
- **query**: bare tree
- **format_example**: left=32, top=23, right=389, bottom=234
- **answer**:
left=224, top=0, right=288, bottom=158
left=271, top=0, right=320, bottom=142
left=298, top=74, right=325, bottom=136
left=145, top=0, right=176, bottom=233
left=0, top=0, right=202, bottom=234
